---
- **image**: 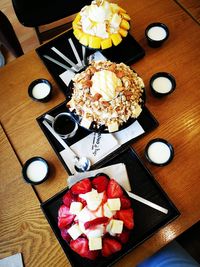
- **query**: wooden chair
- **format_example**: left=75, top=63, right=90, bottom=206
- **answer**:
left=0, top=10, right=23, bottom=59
left=11, top=0, right=92, bottom=44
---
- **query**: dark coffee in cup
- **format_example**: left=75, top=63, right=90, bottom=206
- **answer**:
left=44, top=112, right=78, bottom=139
left=54, top=115, right=76, bottom=135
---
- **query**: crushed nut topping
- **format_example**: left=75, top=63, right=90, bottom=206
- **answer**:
left=68, top=60, right=144, bottom=132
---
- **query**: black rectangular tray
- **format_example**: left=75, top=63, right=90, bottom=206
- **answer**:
left=41, top=147, right=180, bottom=267
left=36, top=101, right=159, bottom=174
left=36, top=29, right=145, bottom=96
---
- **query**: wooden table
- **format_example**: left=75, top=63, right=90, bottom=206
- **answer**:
left=176, top=0, right=200, bottom=23
left=0, top=0, right=200, bottom=266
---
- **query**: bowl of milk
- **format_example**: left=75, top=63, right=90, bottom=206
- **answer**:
left=28, top=79, right=52, bottom=102
left=145, top=138, right=174, bottom=166
left=145, top=22, right=169, bottom=48
left=22, top=156, right=50, bottom=185
left=149, top=72, right=176, bottom=97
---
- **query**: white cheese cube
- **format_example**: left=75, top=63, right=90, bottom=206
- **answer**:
left=87, top=226, right=104, bottom=238
left=69, top=202, right=83, bottom=215
left=103, top=203, right=115, bottom=218
left=89, top=237, right=102, bottom=251
left=132, top=104, right=142, bottom=117
left=68, top=224, right=82, bottom=240
left=85, top=190, right=102, bottom=211
left=77, top=206, right=95, bottom=223
left=108, top=122, right=119, bottom=133
left=107, top=198, right=121, bottom=211
left=80, top=118, right=92, bottom=129
left=110, top=219, right=123, bottom=234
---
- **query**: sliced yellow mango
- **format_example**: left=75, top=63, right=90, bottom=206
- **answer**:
left=73, top=29, right=84, bottom=40
left=89, top=36, right=101, bottom=49
left=73, top=13, right=81, bottom=24
left=121, top=13, right=131, bottom=21
left=110, top=3, right=120, bottom=13
left=120, top=19, right=130, bottom=30
left=79, top=33, right=90, bottom=46
left=101, top=38, right=112, bottom=50
left=72, top=21, right=79, bottom=30
left=111, top=33, right=122, bottom=46
left=72, top=13, right=81, bottom=30
left=119, top=7, right=126, bottom=13
left=119, top=28, right=128, bottom=37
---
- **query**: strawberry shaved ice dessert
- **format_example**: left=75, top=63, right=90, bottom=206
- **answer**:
left=58, top=174, right=134, bottom=260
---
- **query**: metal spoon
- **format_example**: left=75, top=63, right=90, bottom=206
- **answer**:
left=74, top=156, right=91, bottom=172
left=42, top=120, right=91, bottom=173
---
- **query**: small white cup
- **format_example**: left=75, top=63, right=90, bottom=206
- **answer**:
left=44, top=112, right=78, bottom=139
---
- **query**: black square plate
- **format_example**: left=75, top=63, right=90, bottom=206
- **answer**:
left=41, top=147, right=180, bottom=267
left=36, top=101, right=158, bottom=174
left=36, top=29, right=145, bottom=96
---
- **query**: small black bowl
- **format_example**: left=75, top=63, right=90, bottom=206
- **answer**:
left=145, top=138, right=174, bottom=166
left=149, top=72, right=176, bottom=97
left=28, top=78, right=52, bottom=102
left=145, top=22, right=169, bottom=48
left=22, top=156, right=50, bottom=185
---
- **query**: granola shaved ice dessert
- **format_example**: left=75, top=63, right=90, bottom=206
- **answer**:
left=68, top=60, right=144, bottom=132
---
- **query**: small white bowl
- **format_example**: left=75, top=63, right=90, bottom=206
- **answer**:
left=145, top=138, right=174, bottom=166
left=150, top=72, right=176, bottom=97
left=28, top=79, right=52, bottom=102
left=22, top=156, right=50, bottom=185
left=145, top=22, right=169, bottom=48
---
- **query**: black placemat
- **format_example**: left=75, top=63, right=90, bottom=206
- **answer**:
left=36, top=29, right=145, bottom=96
left=41, top=147, right=180, bottom=267
left=36, top=101, right=159, bottom=174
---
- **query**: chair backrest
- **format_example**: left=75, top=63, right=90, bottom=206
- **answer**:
left=12, top=0, right=92, bottom=27
left=12, top=0, right=92, bottom=43
left=0, top=10, right=23, bottom=59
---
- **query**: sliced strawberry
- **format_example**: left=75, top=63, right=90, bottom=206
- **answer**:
left=102, top=191, right=108, bottom=204
left=106, top=179, right=123, bottom=198
left=60, top=228, right=71, bottom=242
left=70, top=237, right=99, bottom=260
left=71, top=178, right=92, bottom=194
left=116, top=208, right=134, bottom=230
left=117, top=229, right=131, bottom=244
left=63, top=190, right=76, bottom=207
left=58, top=205, right=75, bottom=229
left=92, top=175, right=109, bottom=193
left=77, top=195, right=87, bottom=207
left=120, top=195, right=131, bottom=209
left=84, top=217, right=109, bottom=230
left=102, top=238, right=122, bottom=257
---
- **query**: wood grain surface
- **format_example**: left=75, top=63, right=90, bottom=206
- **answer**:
left=0, top=125, right=69, bottom=266
left=0, top=0, right=200, bottom=266
left=176, top=0, right=200, bottom=23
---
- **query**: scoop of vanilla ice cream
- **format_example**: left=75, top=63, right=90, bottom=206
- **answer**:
left=82, top=1, right=112, bottom=22
left=91, top=70, right=122, bottom=101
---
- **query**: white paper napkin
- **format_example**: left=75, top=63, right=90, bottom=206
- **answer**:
left=58, top=120, right=145, bottom=174
left=67, top=163, right=131, bottom=192
left=113, top=120, right=145, bottom=144
left=0, top=253, right=23, bottom=267
left=70, top=132, right=119, bottom=165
